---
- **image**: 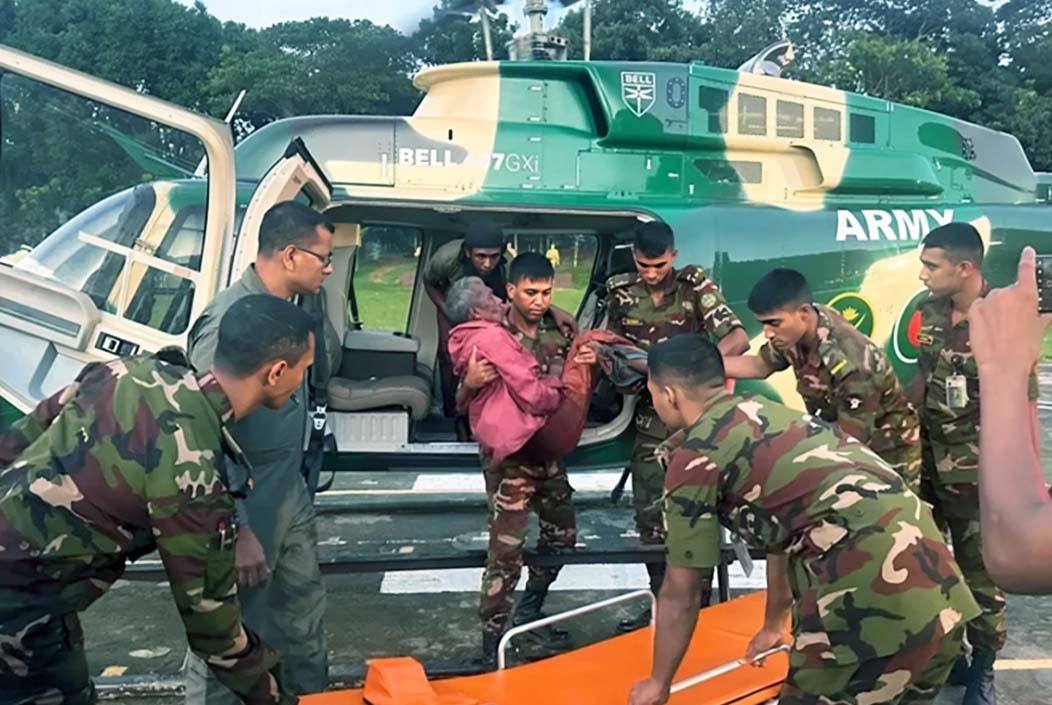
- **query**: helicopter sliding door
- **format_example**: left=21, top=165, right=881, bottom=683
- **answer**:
left=0, top=44, right=237, bottom=412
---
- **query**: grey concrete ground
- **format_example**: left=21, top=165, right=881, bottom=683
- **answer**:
left=91, top=371, right=1052, bottom=704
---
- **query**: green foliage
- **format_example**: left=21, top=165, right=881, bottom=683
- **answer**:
left=4, top=0, right=1052, bottom=257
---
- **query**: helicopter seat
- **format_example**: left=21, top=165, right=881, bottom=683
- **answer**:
left=327, top=330, right=432, bottom=421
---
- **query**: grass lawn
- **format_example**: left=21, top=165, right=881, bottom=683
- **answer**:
left=354, top=256, right=592, bottom=330
left=1043, top=326, right=1052, bottom=362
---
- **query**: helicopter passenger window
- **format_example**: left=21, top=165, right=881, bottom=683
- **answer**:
left=694, top=159, right=763, bottom=185
left=850, top=113, right=877, bottom=144
left=738, top=94, right=767, bottom=136
left=354, top=227, right=422, bottom=332
left=814, top=107, right=842, bottom=141
left=776, top=101, right=805, bottom=139
left=697, top=86, right=729, bottom=134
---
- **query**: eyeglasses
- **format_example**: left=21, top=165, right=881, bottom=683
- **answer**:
left=293, top=246, right=333, bottom=267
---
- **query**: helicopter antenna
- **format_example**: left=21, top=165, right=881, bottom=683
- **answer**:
left=194, top=88, right=246, bottom=177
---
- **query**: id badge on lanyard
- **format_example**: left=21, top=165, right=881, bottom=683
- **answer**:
left=946, top=355, right=969, bottom=410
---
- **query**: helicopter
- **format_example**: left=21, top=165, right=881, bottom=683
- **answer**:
left=0, top=0, right=1047, bottom=476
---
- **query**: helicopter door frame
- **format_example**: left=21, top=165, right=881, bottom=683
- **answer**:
left=0, top=44, right=237, bottom=322
left=228, top=138, right=334, bottom=282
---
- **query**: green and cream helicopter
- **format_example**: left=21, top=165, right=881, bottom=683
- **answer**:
left=0, top=2, right=1047, bottom=473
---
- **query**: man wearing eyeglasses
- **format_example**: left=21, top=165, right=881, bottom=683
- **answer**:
left=183, top=201, right=335, bottom=704
left=424, top=224, right=509, bottom=439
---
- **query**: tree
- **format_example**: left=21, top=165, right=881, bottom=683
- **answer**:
left=205, top=18, right=422, bottom=137
left=558, top=0, right=709, bottom=62
left=413, top=1, right=516, bottom=65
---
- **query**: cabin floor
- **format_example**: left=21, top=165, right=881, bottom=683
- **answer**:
left=92, top=369, right=1052, bottom=705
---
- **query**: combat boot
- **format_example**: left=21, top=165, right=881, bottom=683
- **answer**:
left=511, top=589, right=571, bottom=651
left=475, top=629, right=501, bottom=670
left=962, top=649, right=996, bottom=705
left=618, top=561, right=665, bottom=633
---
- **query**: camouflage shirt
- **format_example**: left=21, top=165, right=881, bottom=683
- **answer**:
left=424, top=238, right=507, bottom=298
left=0, top=352, right=285, bottom=703
left=917, top=287, right=1038, bottom=483
left=658, top=391, right=981, bottom=663
left=605, top=265, right=743, bottom=350
left=759, top=304, right=920, bottom=463
left=606, top=265, right=742, bottom=434
left=502, top=306, right=576, bottom=378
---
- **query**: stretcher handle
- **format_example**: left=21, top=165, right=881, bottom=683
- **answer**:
left=497, top=588, right=656, bottom=670
left=669, top=644, right=789, bottom=694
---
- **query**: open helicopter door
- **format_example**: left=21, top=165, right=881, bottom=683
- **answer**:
left=0, top=44, right=236, bottom=414
left=228, top=137, right=333, bottom=280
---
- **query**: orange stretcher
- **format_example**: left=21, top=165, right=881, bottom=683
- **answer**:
left=302, top=590, right=788, bottom=705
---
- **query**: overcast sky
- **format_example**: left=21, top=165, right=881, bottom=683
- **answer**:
left=178, top=1, right=574, bottom=33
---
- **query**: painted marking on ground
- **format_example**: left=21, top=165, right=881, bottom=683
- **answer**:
left=995, top=658, right=1052, bottom=671
left=380, top=560, right=767, bottom=594
left=411, top=471, right=628, bottom=494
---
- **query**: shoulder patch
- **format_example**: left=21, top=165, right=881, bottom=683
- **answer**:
left=677, top=264, right=710, bottom=285
left=606, top=272, right=639, bottom=291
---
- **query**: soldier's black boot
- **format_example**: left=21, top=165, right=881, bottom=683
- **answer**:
left=477, top=629, right=501, bottom=670
left=947, top=653, right=971, bottom=687
left=962, top=649, right=996, bottom=705
left=511, top=588, right=571, bottom=651
left=618, top=561, right=665, bottom=633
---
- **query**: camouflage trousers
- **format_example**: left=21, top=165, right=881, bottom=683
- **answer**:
left=0, top=606, right=94, bottom=705
left=920, top=440, right=1007, bottom=654
left=781, top=614, right=964, bottom=704
left=630, top=424, right=667, bottom=545
left=184, top=496, right=329, bottom=704
left=881, top=441, right=922, bottom=497
left=479, top=457, right=577, bottom=634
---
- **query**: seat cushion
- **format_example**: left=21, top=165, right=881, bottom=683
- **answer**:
left=328, top=375, right=432, bottom=421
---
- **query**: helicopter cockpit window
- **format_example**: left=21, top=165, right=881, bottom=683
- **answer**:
left=738, top=94, right=767, bottom=136
left=814, top=107, right=842, bottom=141
left=697, top=86, right=729, bottom=134
left=850, top=113, right=877, bottom=144
left=14, top=187, right=154, bottom=313
left=776, top=100, right=805, bottom=139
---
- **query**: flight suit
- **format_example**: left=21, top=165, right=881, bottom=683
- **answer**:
left=0, top=352, right=291, bottom=705
left=915, top=288, right=1036, bottom=657
left=184, top=266, right=328, bottom=704
left=759, top=304, right=922, bottom=493
left=424, top=239, right=508, bottom=418
left=605, top=265, right=743, bottom=599
left=660, top=391, right=981, bottom=704
left=478, top=308, right=578, bottom=636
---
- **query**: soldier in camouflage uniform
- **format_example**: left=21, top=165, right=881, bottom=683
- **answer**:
left=723, top=268, right=921, bottom=493
left=628, top=335, right=980, bottom=705
left=604, top=222, right=748, bottom=631
left=452, top=253, right=596, bottom=665
left=911, top=223, right=1037, bottom=705
left=0, top=295, right=315, bottom=705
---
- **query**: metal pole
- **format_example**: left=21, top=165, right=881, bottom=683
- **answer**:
left=669, top=645, right=789, bottom=694
left=480, top=6, right=494, bottom=61
left=583, top=0, right=592, bottom=61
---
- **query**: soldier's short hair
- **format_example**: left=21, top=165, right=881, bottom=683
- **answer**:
left=747, top=268, right=812, bottom=314
left=445, top=276, right=487, bottom=325
left=633, top=221, right=675, bottom=258
left=648, top=334, right=725, bottom=393
left=922, top=222, right=984, bottom=267
left=508, top=252, right=554, bottom=284
left=258, top=201, right=335, bottom=256
left=215, top=295, right=314, bottom=377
